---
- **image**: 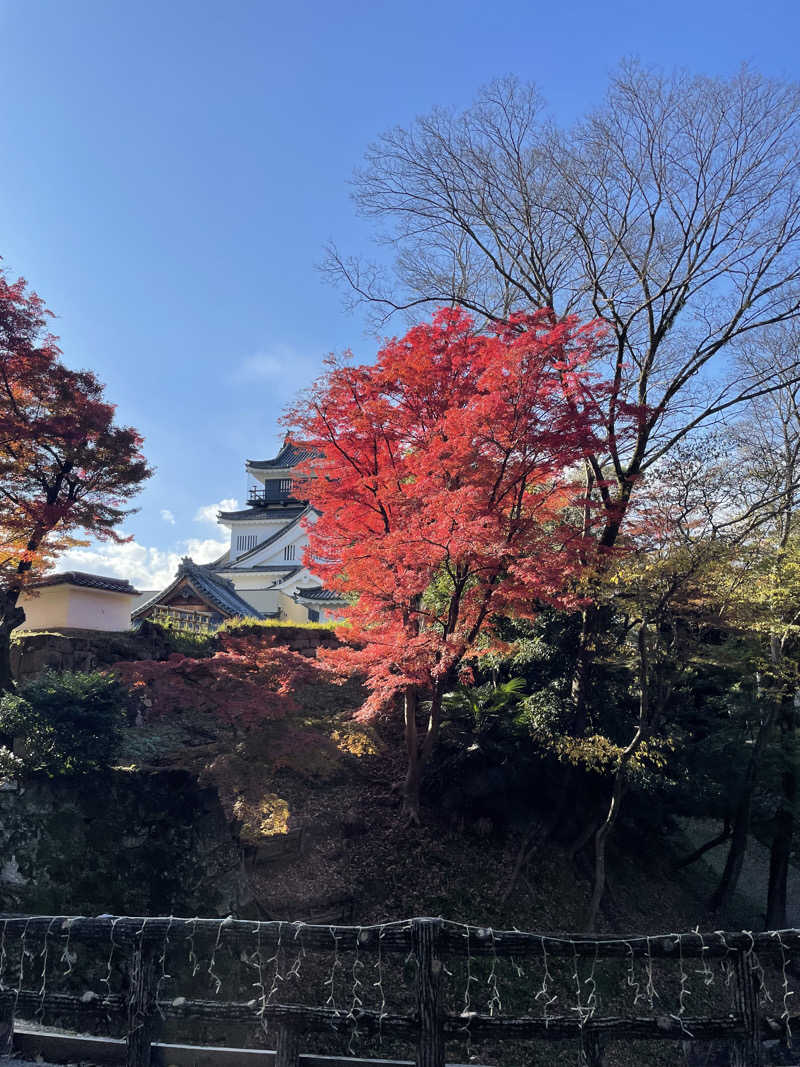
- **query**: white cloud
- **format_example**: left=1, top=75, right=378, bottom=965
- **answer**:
left=234, top=345, right=297, bottom=383
left=194, top=498, right=238, bottom=525
left=53, top=533, right=229, bottom=591
left=233, top=343, right=320, bottom=395
left=160, top=508, right=176, bottom=525
left=183, top=537, right=229, bottom=563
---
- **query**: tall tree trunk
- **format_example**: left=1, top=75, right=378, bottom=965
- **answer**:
left=584, top=620, right=653, bottom=931
left=570, top=608, right=594, bottom=737
left=0, top=590, right=24, bottom=693
left=710, top=706, right=776, bottom=914
left=584, top=773, right=631, bottom=931
left=766, top=706, right=797, bottom=929
left=0, top=627, right=14, bottom=694
left=402, top=690, right=421, bottom=824
left=766, top=797, right=794, bottom=929
left=401, top=688, right=444, bottom=825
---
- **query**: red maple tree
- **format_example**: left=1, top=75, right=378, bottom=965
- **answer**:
left=115, top=633, right=318, bottom=729
left=0, top=270, right=152, bottom=688
left=286, top=308, right=612, bottom=820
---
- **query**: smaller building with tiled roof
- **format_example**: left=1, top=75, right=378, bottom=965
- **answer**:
left=289, top=585, right=347, bottom=624
left=132, top=558, right=265, bottom=633
left=17, top=571, right=142, bottom=633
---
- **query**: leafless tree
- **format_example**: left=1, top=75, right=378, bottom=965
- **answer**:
left=327, top=62, right=800, bottom=728
left=708, top=325, right=800, bottom=922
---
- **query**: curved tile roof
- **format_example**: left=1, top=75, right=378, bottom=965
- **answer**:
left=295, top=585, right=346, bottom=603
left=246, top=441, right=320, bottom=470
left=30, top=571, right=140, bottom=595
left=218, top=503, right=308, bottom=522
left=132, top=558, right=262, bottom=621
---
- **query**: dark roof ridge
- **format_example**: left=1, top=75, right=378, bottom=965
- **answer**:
left=30, top=571, right=140, bottom=595
left=218, top=503, right=308, bottom=522
left=132, top=557, right=263, bottom=621
left=246, top=440, right=320, bottom=470
left=294, top=585, right=346, bottom=603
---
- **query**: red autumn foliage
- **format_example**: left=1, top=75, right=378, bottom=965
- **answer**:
left=0, top=268, right=151, bottom=687
left=115, top=633, right=319, bottom=730
left=285, top=308, right=619, bottom=819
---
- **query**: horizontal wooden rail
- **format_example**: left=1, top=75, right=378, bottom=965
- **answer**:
left=5, top=989, right=799, bottom=1043
left=13, top=1027, right=484, bottom=1067
left=3, top=914, right=799, bottom=959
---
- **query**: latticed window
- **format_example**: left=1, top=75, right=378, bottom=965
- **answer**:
left=150, top=606, right=219, bottom=633
left=284, top=544, right=296, bottom=561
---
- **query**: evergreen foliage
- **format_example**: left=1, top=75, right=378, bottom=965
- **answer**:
left=0, top=669, right=126, bottom=776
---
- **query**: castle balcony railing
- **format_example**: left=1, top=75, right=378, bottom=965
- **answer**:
left=247, top=486, right=307, bottom=508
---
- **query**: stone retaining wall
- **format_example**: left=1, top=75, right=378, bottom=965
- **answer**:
left=11, top=623, right=338, bottom=681
left=0, top=769, right=244, bottom=916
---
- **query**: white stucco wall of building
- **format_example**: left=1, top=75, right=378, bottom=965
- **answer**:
left=16, top=586, right=72, bottom=631
left=16, top=585, right=134, bottom=632
left=228, top=520, right=290, bottom=562
left=66, top=588, right=134, bottom=631
left=277, top=591, right=312, bottom=623
left=227, top=585, right=280, bottom=615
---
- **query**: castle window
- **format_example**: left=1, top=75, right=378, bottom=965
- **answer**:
left=237, top=534, right=258, bottom=552
left=284, top=544, right=296, bottom=561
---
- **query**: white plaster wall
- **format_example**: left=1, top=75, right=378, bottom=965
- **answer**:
left=275, top=588, right=343, bottom=623
left=236, top=529, right=309, bottom=567
left=247, top=465, right=294, bottom=486
left=16, top=586, right=71, bottom=631
left=228, top=586, right=280, bottom=615
left=225, top=571, right=287, bottom=589
left=16, top=586, right=134, bottom=632
left=227, top=520, right=292, bottom=562
left=277, top=592, right=310, bottom=623
left=66, top=588, right=134, bottom=631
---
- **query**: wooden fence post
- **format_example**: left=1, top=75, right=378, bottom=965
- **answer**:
left=275, top=1021, right=300, bottom=1067
left=580, top=1029, right=603, bottom=1066
left=731, top=948, right=763, bottom=1067
left=412, top=918, right=445, bottom=1067
left=126, top=938, right=157, bottom=1067
left=0, top=992, right=13, bottom=1058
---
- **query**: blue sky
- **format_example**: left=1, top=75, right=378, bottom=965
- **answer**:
left=2, top=0, right=798, bottom=589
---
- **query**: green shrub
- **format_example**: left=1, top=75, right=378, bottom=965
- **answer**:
left=0, top=670, right=126, bottom=776
left=0, top=745, right=23, bottom=779
left=217, top=616, right=336, bottom=635
left=144, top=620, right=216, bottom=657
